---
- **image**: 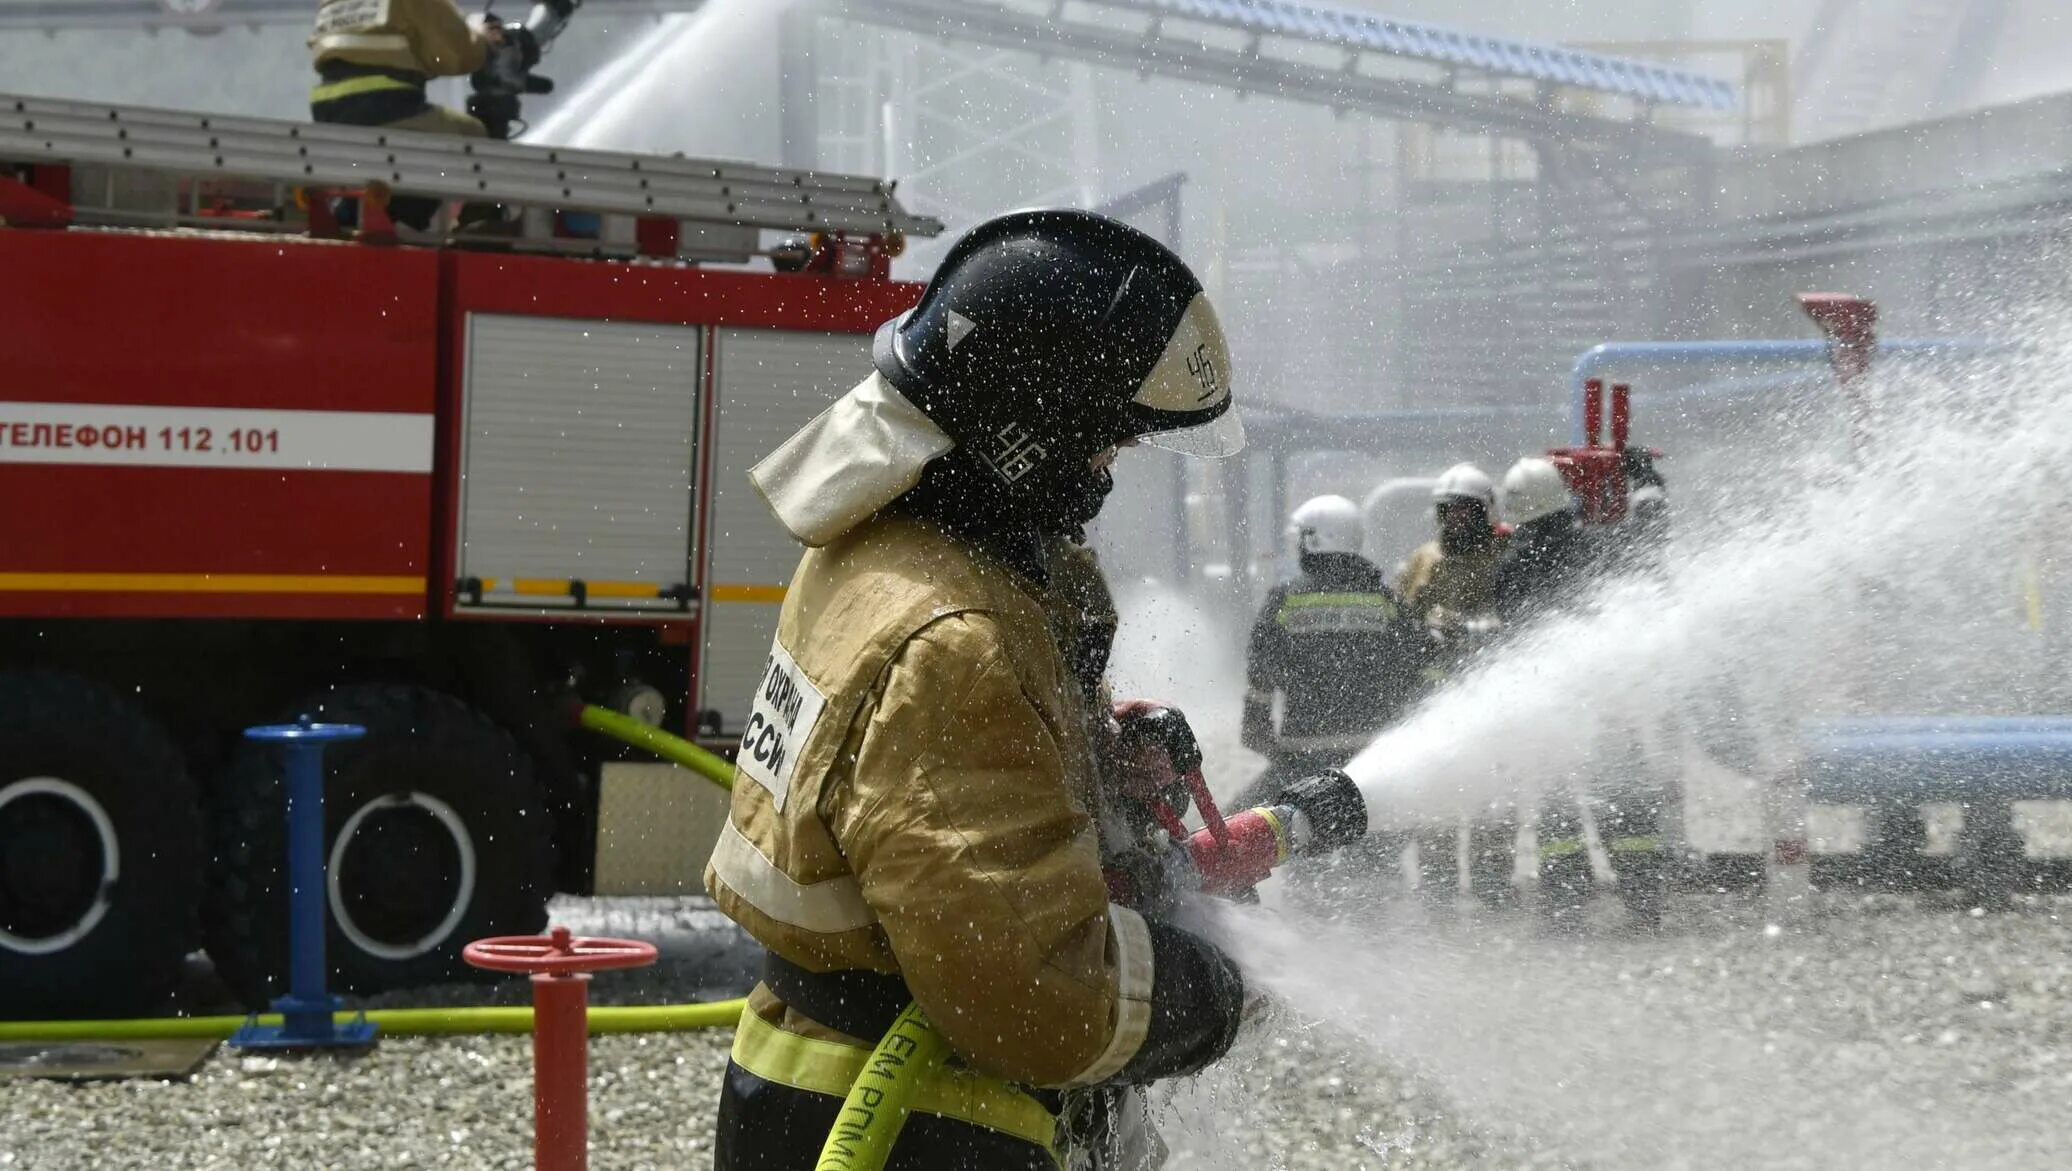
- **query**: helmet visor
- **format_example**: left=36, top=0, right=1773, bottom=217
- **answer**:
left=1141, top=406, right=1246, bottom=458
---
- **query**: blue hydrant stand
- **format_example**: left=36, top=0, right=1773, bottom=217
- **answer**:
left=229, top=717, right=378, bottom=1051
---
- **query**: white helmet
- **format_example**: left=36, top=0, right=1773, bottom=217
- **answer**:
left=1291, top=495, right=1364, bottom=556
left=1502, top=457, right=1575, bottom=525
left=1430, top=463, right=1496, bottom=509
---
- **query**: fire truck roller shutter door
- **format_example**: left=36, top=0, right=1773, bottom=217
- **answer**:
left=455, top=316, right=702, bottom=616
left=0, top=671, right=202, bottom=1019
left=204, top=684, right=554, bottom=1005
left=699, top=328, right=874, bottom=738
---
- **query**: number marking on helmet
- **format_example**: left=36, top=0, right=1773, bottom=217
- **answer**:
left=1187, top=342, right=1221, bottom=402
left=983, top=421, right=1049, bottom=484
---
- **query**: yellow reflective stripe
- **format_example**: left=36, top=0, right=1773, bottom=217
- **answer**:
left=710, top=583, right=787, bottom=604
left=1539, top=838, right=1585, bottom=858
left=1281, top=592, right=1396, bottom=609
left=730, top=1008, right=1060, bottom=1157
left=310, top=73, right=422, bottom=102
left=1255, top=805, right=1291, bottom=864
left=0, top=572, right=420, bottom=596
left=1609, top=835, right=1662, bottom=854
left=472, top=578, right=666, bottom=599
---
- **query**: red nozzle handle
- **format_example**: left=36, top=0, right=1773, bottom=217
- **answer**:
left=1610, top=383, right=1630, bottom=452
left=1182, top=768, right=1231, bottom=844
left=463, top=925, right=658, bottom=975
left=1583, top=378, right=1604, bottom=447
left=1184, top=807, right=1288, bottom=896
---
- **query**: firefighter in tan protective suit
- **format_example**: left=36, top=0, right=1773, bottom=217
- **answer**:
left=309, top=0, right=522, bottom=228
left=309, top=0, right=504, bottom=135
left=1395, top=461, right=1504, bottom=633
left=707, top=210, right=1365, bottom=1170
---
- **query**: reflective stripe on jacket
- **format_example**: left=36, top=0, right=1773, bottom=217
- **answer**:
left=310, top=0, right=491, bottom=79
left=1246, top=553, right=1427, bottom=749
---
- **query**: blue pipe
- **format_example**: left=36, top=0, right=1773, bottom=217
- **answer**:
left=1567, top=339, right=2000, bottom=444
left=1800, top=729, right=2072, bottom=804
left=230, top=718, right=375, bottom=1051
left=1807, top=717, right=2072, bottom=738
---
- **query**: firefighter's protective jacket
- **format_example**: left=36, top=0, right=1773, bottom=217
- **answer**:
left=1396, top=539, right=1501, bottom=627
left=706, top=513, right=1179, bottom=1095
left=1494, top=514, right=1601, bottom=627
left=310, top=0, right=492, bottom=79
left=1243, top=553, right=1426, bottom=760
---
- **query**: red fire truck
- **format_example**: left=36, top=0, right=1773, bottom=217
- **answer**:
left=0, top=93, right=940, bottom=1017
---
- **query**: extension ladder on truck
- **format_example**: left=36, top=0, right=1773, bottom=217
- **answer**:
left=0, top=91, right=944, bottom=262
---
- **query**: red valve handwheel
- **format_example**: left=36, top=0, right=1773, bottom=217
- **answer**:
left=463, top=925, right=658, bottom=976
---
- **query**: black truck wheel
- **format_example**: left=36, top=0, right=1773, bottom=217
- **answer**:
left=205, top=684, right=555, bottom=1006
left=0, top=671, right=201, bottom=1019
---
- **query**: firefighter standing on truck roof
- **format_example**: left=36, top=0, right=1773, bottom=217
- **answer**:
left=1237, top=495, right=1426, bottom=807
left=308, top=0, right=516, bottom=227
left=309, top=0, right=506, bottom=134
left=706, top=209, right=1364, bottom=1170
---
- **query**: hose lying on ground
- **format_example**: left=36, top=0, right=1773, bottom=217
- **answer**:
left=0, top=999, right=748, bottom=1042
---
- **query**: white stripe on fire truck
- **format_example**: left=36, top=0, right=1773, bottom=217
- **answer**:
left=0, top=403, right=433, bottom=473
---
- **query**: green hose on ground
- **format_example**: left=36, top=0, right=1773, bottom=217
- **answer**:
left=0, top=711, right=747, bottom=1043
left=814, top=1000, right=952, bottom=1171
left=578, top=703, right=735, bottom=790
left=0, top=998, right=747, bottom=1042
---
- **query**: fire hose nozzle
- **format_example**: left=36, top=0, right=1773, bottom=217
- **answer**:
left=1279, top=769, right=1368, bottom=849
left=1179, top=770, right=1369, bottom=896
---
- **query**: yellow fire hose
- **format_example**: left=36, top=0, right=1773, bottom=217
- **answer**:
left=0, top=999, right=746, bottom=1042
left=813, top=1000, right=952, bottom=1171
left=577, top=704, right=734, bottom=790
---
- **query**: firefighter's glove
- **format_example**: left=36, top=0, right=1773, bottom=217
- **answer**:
left=1240, top=694, right=1273, bottom=754
left=1114, top=920, right=1246, bottom=1085
left=1280, top=769, right=1369, bottom=852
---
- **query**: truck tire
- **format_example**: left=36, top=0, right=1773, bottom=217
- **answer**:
left=205, top=685, right=555, bottom=1006
left=0, top=671, right=201, bottom=1019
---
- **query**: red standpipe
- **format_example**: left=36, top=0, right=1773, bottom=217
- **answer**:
left=1583, top=378, right=1604, bottom=447
left=464, top=927, right=660, bottom=1171
left=1610, top=383, right=1631, bottom=452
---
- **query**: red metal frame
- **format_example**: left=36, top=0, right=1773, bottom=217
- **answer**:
left=1545, top=378, right=1634, bottom=525
left=0, top=165, right=73, bottom=229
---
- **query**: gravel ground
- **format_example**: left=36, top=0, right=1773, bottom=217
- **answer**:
left=9, top=891, right=2072, bottom=1170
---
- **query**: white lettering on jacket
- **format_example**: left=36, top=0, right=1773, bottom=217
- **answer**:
left=737, top=634, right=827, bottom=811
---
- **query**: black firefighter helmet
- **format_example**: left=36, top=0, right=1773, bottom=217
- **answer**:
left=875, top=208, right=1242, bottom=531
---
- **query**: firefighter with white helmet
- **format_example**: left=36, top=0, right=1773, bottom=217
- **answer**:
left=708, top=209, right=1365, bottom=1169
left=1493, top=456, right=1597, bottom=625
left=1396, top=462, right=1503, bottom=631
left=1238, top=495, right=1426, bottom=806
